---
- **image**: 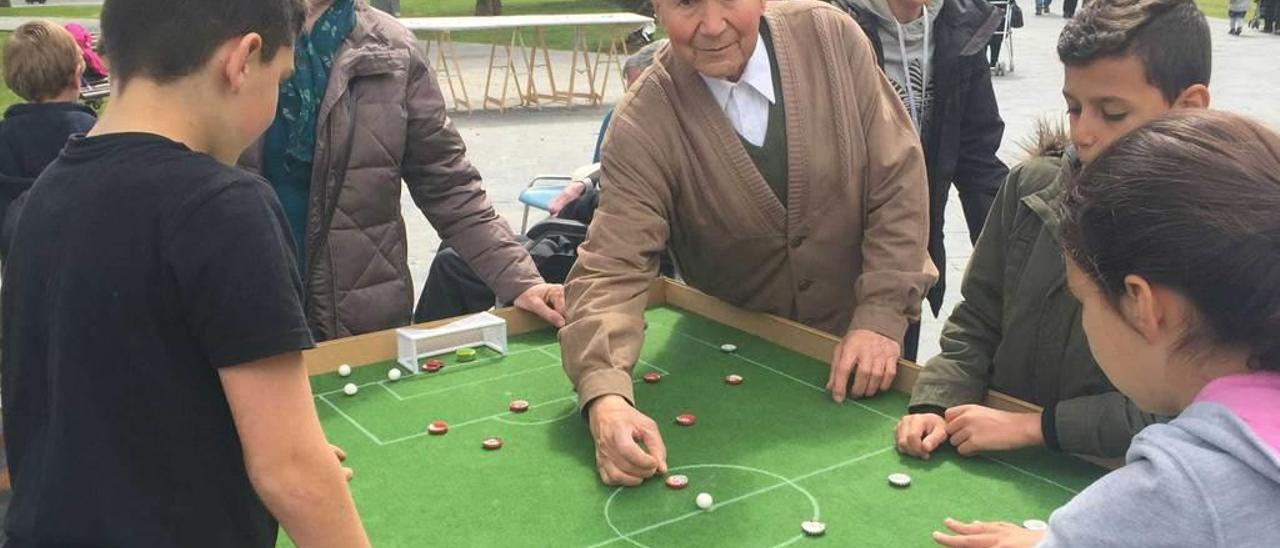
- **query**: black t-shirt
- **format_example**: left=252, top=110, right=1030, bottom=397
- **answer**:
left=1, top=133, right=315, bottom=547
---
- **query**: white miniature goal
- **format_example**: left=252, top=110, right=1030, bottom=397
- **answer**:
left=396, top=312, right=508, bottom=373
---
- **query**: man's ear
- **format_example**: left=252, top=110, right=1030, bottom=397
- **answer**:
left=1174, top=84, right=1211, bottom=110
left=223, top=33, right=264, bottom=94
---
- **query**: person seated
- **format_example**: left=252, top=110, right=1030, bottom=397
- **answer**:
left=562, top=0, right=934, bottom=486
left=415, top=40, right=668, bottom=323
left=934, top=110, right=1280, bottom=548
left=895, top=0, right=1211, bottom=461
left=0, top=20, right=97, bottom=259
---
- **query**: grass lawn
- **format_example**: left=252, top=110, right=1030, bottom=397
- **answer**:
left=0, top=6, right=101, bottom=17
left=405, top=0, right=639, bottom=54
left=0, top=1, right=635, bottom=51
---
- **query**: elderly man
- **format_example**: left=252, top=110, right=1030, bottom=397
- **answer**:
left=561, top=0, right=934, bottom=485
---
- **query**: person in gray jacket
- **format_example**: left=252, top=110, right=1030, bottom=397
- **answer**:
left=933, top=111, right=1280, bottom=548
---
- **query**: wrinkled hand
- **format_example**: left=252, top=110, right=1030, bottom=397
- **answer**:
left=514, top=283, right=566, bottom=328
left=587, top=395, right=668, bottom=486
left=895, top=413, right=949, bottom=459
left=331, top=444, right=354, bottom=481
left=932, top=518, right=1044, bottom=547
left=944, top=405, right=1044, bottom=456
left=548, top=180, right=588, bottom=216
left=827, top=329, right=900, bottom=402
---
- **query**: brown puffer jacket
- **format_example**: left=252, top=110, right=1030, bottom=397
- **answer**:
left=241, top=2, right=541, bottom=341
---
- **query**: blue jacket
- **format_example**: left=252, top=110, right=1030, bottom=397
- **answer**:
left=0, top=102, right=97, bottom=257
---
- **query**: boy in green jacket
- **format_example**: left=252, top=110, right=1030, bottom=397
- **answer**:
left=895, top=0, right=1212, bottom=459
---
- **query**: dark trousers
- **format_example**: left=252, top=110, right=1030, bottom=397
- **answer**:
left=988, top=35, right=1004, bottom=67
left=416, top=241, right=676, bottom=323
left=416, top=248, right=498, bottom=323
left=1062, top=0, right=1079, bottom=17
left=903, top=321, right=922, bottom=363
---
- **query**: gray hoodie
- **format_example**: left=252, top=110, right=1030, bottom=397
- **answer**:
left=1040, top=394, right=1280, bottom=547
left=851, top=0, right=945, bottom=136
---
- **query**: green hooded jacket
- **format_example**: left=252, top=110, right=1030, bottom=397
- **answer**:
left=909, top=128, right=1162, bottom=458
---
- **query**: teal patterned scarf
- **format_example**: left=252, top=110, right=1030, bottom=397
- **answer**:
left=273, top=0, right=357, bottom=167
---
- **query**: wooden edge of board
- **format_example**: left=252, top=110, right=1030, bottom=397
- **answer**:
left=662, top=281, right=1036, bottom=403
left=303, top=277, right=1120, bottom=470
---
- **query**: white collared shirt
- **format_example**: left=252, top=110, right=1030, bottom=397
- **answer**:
left=699, top=33, right=776, bottom=147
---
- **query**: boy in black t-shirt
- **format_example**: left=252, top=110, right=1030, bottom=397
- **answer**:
left=0, top=1, right=369, bottom=546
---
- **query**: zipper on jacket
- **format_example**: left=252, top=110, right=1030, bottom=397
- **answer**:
left=305, top=82, right=360, bottom=338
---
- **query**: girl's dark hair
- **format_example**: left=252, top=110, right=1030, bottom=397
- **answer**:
left=1062, top=110, right=1280, bottom=371
left=101, top=0, right=306, bottom=87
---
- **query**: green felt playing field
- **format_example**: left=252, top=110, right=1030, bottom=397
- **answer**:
left=284, top=305, right=1106, bottom=547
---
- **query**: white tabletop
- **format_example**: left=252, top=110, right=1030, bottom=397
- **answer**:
left=401, top=12, right=653, bottom=32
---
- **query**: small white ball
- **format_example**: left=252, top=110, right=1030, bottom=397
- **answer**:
left=338, top=364, right=352, bottom=377
left=387, top=368, right=402, bottom=381
left=695, top=492, right=713, bottom=510
left=343, top=383, right=358, bottom=396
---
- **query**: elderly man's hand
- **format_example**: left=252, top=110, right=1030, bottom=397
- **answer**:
left=513, top=283, right=566, bottom=328
left=588, top=395, right=668, bottom=486
left=827, top=329, right=900, bottom=402
left=548, top=180, right=588, bottom=217
left=931, top=518, right=1044, bottom=548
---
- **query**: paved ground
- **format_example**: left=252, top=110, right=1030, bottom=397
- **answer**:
left=408, top=12, right=1280, bottom=364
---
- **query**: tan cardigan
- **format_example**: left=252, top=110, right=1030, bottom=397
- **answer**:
left=560, top=0, right=935, bottom=407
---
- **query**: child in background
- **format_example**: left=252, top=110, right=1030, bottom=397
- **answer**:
left=1228, top=0, right=1250, bottom=34
left=932, top=110, right=1280, bottom=547
left=0, top=20, right=96, bottom=258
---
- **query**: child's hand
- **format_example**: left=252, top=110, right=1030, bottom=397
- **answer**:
left=895, top=413, right=949, bottom=459
left=944, top=405, right=1044, bottom=456
left=932, top=518, right=1044, bottom=547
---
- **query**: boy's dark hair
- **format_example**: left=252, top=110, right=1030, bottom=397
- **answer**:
left=1062, top=110, right=1280, bottom=372
left=100, top=0, right=305, bottom=87
left=1057, top=0, right=1211, bottom=104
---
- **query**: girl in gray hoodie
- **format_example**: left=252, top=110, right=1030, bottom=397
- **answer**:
left=931, top=110, right=1280, bottom=548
